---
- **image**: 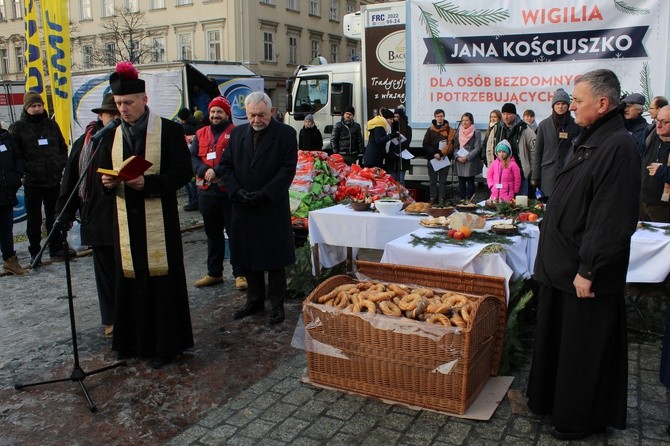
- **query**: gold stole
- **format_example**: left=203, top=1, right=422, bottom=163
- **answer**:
left=112, top=112, right=169, bottom=277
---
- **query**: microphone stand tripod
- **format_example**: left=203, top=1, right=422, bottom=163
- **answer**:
left=14, top=131, right=126, bottom=413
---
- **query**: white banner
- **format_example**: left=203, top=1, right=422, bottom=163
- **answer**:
left=406, top=0, right=670, bottom=126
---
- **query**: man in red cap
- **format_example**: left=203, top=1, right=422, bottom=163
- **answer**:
left=190, top=96, right=247, bottom=290
left=100, top=61, right=194, bottom=368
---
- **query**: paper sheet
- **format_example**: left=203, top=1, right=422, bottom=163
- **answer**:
left=430, top=157, right=451, bottom=171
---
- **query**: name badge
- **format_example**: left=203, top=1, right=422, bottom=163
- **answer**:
left=206, top=152, right=216, bottom=160
left=38, top=138, right=49, bottom=146
left=0, top=144, right=6, bottom=152
left=559, top=132, right=568, bottom=139
left=496, top=183, right=503, bottom=189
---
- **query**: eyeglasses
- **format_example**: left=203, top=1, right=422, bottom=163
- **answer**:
left=657, top=120, right=670, bottom=126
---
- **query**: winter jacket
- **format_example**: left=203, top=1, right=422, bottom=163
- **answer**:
left=0, top=128, right=23, bottom=206
left=330, top=119, right=364, bottom=155
left=640, top=132, right=670, bottom=207
left=363, top=115, right=392, bottom=168
left=531, top=113, right=580, bottom=197
left=422, top=120, right=454, bottom=159
left=298, top=125, right=323, bottom=151
left=8, top=110, right=67, bottom=188
left=534, top=109, right=640, bottom=295
left=384, top=125, right=413, bottom=173
left=190, top=121, right=234, bottom=195
left=625, top=115, right=649, bottom=157
left=486, top=116, right=536, bottom=178
left=454, top=128, right=482, bottom=177
left=487, top=157, right=521, bottom=201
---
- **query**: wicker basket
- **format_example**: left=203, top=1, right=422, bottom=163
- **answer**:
left=302, top=261, right=507, bottom=414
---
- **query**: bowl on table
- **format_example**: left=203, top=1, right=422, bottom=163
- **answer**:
left=350, top=202, right=371, bottom=212
left=374, top=199, right=404, bottom=215
left=426, top=206, right=455, bottom=218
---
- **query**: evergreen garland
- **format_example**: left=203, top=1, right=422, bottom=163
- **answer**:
left=640, top=62, right=653, bottom=111
left=613, top=0, right=650, bottom=15
left=409, top=229, right=521, bottom=249
left=432, top=1, right=510, bottom=26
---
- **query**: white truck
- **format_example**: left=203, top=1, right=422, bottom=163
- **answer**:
left=285, top=0, right=670, bottom=186
left=0, top=80, right=25, bottom=127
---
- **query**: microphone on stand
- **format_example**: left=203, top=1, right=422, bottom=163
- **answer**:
left=91, top=118, right=122, bottom=143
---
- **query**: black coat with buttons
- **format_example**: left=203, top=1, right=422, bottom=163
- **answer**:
left=0, top=128, right=23, bottom=206
left=534, top=109, right=640, bottom=295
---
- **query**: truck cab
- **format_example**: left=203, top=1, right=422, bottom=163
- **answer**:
left=285, top=62, right=363, bottom=152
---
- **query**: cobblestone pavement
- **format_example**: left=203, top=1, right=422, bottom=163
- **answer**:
left=1, top=196, right=670, bottom=445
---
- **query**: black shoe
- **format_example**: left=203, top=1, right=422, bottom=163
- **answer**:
left=666, top=425, right=670, bottom=436
left=116, top=351, right=134, bottom=360
left=552, top=427, right=604, bottom=441
left=50, top=247, right=76, bottom=259
left=233, top=303, right=264, bottom=320
left=269, top=306, right=285, bottom=325
left=183, top=203, right=199, bottom=212
left=149, top=355, right=175, bottom=370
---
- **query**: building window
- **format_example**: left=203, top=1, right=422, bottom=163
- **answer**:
left=105, top=42, right=116, bottom=66
left=80, top=0, right=91, bottom=20
left=207, top=30, right=221, bottom=61
left=150, top=0, right=165, bottom=8
left=260, top=0, right=275, bottom=4
left=330, top=43, right=338, bottom=63
left=151, top=37, right=165, bottom=63
left=12, top=0, right=22, bottom=19
left=176, top=0, right=193, bottom=5
left=309, top=0, right=320, bottom=16
left=82, top=45, right=94, bottom=68
left=0, top=0, right=6, bottom=21
left=311, top=39, right=320, bottom=60
left=287, top=0, right=298, bottom=11
left=348, top=46, right=356, bottom=61
left=14, top=45, right=23, bottom=72
left=346, top=1, right=355, bottom=14
left=0, top=49, right=8, bottom=74
left=178, top=33, right=192, bottom=60
left=330, top=0, right=338, bottom=21
left=101, top=0, right=114, bottom=17
left=125, top=0, right=139, bottom=12
left=130, top=40, right=140, bottom=63
left=263, top=32, right=275, bottom=62
left=288, top=36, right=298, bottom=65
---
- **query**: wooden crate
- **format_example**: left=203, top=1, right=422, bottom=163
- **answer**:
left=302, top=261, right=507, bottom=414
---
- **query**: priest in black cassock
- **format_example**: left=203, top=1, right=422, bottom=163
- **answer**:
left=100, top=62, right=194, bottom=369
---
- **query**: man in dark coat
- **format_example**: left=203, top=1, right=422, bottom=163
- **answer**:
left=100, top=62, right=194, bottom=368
left=56, top=94, right=119, bottom=337
left=527, top=69, right=640, bottom=441
left=640, top=104, right=670, bottom=222
left=530, top=88, right=581, bottom=200
left=330, top=106, right=364, bottom=165
left=220, top=92, right=297, bottom=325
left=0, top=122, right=27, bottom=275
left=9, top=92, right=69, bottom=263
left=623, top=92, right=649, bottom=156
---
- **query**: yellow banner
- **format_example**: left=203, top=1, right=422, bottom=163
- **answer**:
left=23, top=0, right=47, bottom=110
left=41, top=0, right=72, bottom=145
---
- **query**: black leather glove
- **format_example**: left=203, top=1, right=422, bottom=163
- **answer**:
left=233, top=189, right=250, bottom=204
left=246, top=190, right=269, bottom=205
left=389, top=132, right=400, bottom=139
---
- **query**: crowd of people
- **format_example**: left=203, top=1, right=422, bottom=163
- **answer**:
left=2, top=65, right=670, bottom=439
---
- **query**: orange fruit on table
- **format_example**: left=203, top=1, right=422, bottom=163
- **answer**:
left=528, top=213, right=539, bottom=222
left=459, top=226, right=472, bottom=238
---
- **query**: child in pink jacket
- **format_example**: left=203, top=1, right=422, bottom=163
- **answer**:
left=487, top=140, right=521, bottom=202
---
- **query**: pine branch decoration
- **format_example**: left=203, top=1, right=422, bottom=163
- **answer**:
left=640, top=62, right=652, bottom=111
left=433, top=1, right=510, bottom=27
left=419, top=6, right=448, bottom=73
left=613, top=0, right=650, bottom=15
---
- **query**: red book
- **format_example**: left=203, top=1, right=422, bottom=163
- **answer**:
left=97, top=155, right=153, bottom=181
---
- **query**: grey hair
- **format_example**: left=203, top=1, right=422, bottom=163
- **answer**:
left=245, top=91, right=272, bottom=109
left=633, top=103, right=644, bottom=112
left=574, top=69, right=621, bottom=107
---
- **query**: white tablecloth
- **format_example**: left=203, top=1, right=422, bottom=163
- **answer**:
left=627, top=224, right=670, bottom=282
left=308, top=204, right=424, bottom=268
